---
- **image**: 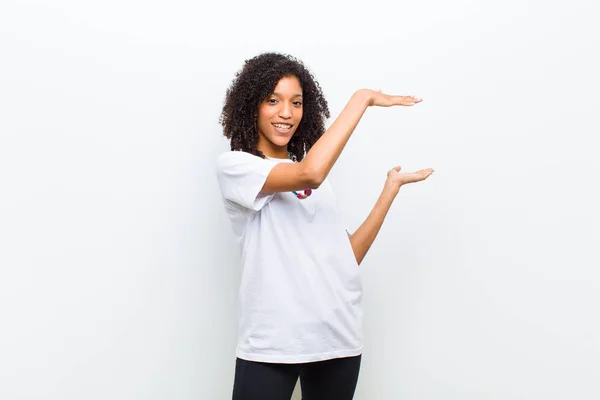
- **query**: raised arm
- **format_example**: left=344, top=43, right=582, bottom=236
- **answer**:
left=349, top=165, right=434, bottom=265
left=260, top=90, right=421, bottom=194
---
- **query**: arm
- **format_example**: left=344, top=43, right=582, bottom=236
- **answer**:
left=261, top=90, right=421, bottom=194
left=349, top=166, right=434, bottom=265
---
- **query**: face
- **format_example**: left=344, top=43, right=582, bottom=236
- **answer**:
left=256, top=75, right=303, bottom=157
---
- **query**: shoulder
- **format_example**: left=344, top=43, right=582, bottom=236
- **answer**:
left=216, top=151, right=280, bottom=185
left=216, top=150, right=270, bottom=172
left=217, top=150, right=259, bottom=166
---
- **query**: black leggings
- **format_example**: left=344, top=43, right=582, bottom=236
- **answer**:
left=232, top=355, right=361, bottom=400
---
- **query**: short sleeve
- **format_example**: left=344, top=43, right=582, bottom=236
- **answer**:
left=216, top=151, right=278, bottom=211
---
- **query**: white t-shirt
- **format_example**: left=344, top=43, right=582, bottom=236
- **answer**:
left=216, top=150, right=363, bottom=363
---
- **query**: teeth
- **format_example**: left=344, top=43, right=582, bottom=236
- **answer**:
left=273, top=123, right=292, bottom=129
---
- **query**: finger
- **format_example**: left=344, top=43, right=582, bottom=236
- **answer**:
left=396, top=100, right=418, bottom=106
left=408, top=170, right=432, bottom=181
left=396, top=95, right=420, bottom=100
left=420, top=169, right=434, bottom=178
left=396, top=96, right=422, bottom=106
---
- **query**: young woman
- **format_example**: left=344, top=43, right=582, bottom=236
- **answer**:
left=216, top=53, right=433, bottom=400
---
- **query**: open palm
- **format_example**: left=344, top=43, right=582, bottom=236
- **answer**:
left=365, top=89, right=422, bottom=107
left=387, top=166, right=434, bottom=188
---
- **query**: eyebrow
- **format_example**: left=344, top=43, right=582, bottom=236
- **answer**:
left=272, top=92, right=303, bottom=97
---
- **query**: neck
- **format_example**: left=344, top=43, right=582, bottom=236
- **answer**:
left=265, top=150, right=289, bottom=159
left=257, top=140, right=289, bottom=159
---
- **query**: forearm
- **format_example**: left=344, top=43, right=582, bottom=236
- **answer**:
left=301, top=90, right=371, bottom=184
left=349, top=184, right=399, bottom=265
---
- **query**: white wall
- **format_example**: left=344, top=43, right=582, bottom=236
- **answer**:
left=1, top=0, right=598, bottom=399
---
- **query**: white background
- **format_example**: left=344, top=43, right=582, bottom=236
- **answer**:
left=1, top=0, right=599, bottom=399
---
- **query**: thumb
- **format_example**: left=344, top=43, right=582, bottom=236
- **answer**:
left=391, top=166, right=401, bottom=172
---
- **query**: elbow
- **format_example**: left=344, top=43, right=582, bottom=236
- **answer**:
left=302, top=165, right=324, bottom=189
left=307, top=176, right=324, bottom=190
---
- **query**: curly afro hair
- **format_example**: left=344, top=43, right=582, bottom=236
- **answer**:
left=219, top=53, right=330, bottom=161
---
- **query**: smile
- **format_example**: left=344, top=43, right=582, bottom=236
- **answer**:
left=272, top=123, right=293, bottom=133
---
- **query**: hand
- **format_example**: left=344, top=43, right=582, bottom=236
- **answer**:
left=358, top=89, right=422, bottom=107
left=385, top=166, right=434, bottom=190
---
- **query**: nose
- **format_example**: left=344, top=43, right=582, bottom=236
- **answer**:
left=279, top=102, right=292, bottom=119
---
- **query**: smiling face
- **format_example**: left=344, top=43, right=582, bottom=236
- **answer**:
left=256, top=75, right=303, bottom=158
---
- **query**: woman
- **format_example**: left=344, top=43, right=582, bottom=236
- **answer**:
left=216, top=52, right=433, bottom=400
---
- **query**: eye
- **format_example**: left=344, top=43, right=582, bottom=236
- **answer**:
left=293, top=101, right=303, bottom=106
left=267, top=98, right=278, bottom=104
